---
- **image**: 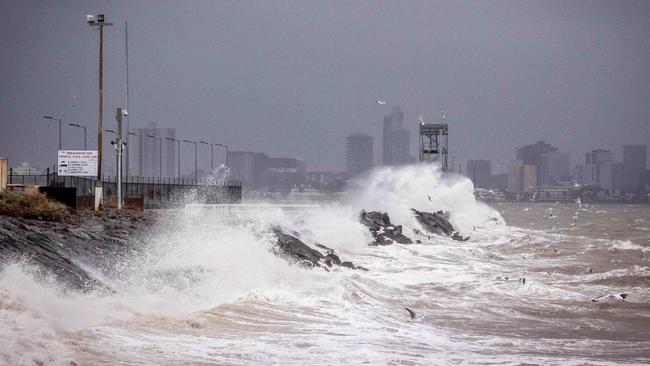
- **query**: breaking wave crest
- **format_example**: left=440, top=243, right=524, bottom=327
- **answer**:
left=1, top=164, right=648, bottom=365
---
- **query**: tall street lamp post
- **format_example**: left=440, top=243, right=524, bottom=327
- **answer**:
left=69, top=123, right=87, bottom=150
left=87, top=13, right=113, bottom=210
left=199, top=141, right=214, bottom=172
left=42, top=115, right=62, bottom=151
left=183, top=139, right=198, bottom=183
left=166, top=137, right=181, bottom=178
left=215, top=143, right=229, bottom=167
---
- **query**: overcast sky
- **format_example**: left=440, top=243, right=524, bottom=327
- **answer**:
left=1, top=0, right=648, bottom=174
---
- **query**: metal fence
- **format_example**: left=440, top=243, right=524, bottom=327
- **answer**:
left=7, top=168, right=241, bottom=209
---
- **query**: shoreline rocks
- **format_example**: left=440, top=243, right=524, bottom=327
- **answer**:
left=359, top=210, right=413, bottom=246
left=271, top=227, right=366, bottom=271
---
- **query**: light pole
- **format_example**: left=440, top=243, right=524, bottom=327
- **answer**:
left=147, top=134, right=163, bottom=179
left=42, top=115, right=62, bottom=151
left=199, top=141, right=214, bottom=172
left=166, top=137, right=181, bottom=178
left=112, top=108, right=127, bottom=209
left=69, top=123, right=87, bottom=150
left=183, top=139, right=198, bottom=183
left=87, top=13, right=113, bottom=210
left=215, top=143, right=229, bottom=167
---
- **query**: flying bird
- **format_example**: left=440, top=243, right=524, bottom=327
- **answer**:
left=376, top=100, right=387, bottom=105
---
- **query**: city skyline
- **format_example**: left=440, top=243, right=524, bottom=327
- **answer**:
left=1, top=1, right=648, bottom=174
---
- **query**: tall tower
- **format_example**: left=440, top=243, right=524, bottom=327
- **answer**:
left=418, top=113, right=448, bottom=172
left=346, top=132, right=373, bottom=176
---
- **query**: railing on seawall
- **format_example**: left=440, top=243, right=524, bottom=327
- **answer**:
left=184, top=203, right=320, bottom=221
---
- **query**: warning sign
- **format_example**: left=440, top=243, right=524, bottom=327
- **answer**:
left=57, top=150, right=98, bottom=176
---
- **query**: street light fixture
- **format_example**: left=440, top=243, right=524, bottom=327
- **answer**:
left=42, top=115, right=62, bottom=151
left=87, top=13, right=114, bottom=210
left=69, top=123, right=87, bottom=150
left=182, top=139, right=198, bottom=183
left=166, top=137, right=181, bottom=178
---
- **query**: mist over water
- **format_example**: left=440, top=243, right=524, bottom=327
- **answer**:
left=1, top=164, right=649, bottom=365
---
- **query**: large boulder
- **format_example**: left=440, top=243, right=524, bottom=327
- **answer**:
left=359, top=210, right=413, bottom=246
left=411, top=208, right=469, bottom=241
left=270, top=227, right=366, bottom=270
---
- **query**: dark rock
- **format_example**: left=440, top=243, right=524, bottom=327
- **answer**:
left=411, top=208, right=469, bottom=241
left=359, top=210, right=413, bottom=246
left=270, top=227, right=365, bottom=271
left=271, top=227, right=323, bottom=266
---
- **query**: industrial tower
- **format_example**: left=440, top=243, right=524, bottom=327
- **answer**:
left=418, top=112, right=448, bottom=172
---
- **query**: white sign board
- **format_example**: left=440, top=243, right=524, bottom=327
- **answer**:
left=58, top=150, right=98, bottom=176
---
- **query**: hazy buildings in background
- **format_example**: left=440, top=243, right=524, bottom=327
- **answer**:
left=346, top=133, right=373, bottom=177
left=622, top=145, right=647, bottom=195
left=539, top=151, right=571, bottom=185
left=382, top=107, right=411, bottom=166
left=575, top=149, right=613, bottom=189
left=515, top=141, right=558, bottom=182
left=227, top=151, right=306, bottom=190
left=466, top=160, right=491, bottom=189
left=507, top=159, right=537, bottom=194
left=133, top=122, right=176, bottom=178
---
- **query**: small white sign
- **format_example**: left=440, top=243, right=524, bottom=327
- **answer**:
left=58, top=150, right=98, bottom=176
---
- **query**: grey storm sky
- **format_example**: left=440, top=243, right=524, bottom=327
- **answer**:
left=1, top=0, right=649, bottom=174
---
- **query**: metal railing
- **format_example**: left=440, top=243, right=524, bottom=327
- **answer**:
left=7, top=168, right=241, bottom=209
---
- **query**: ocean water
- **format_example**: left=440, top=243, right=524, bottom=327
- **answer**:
left=1, top=165, right=649, bottom=365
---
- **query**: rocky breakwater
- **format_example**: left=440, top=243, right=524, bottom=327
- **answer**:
left=359, top=208, right=469, bottom=245
left=271, top=227, right=366, bottom=271
left=0, top=211, right=156, bottom=293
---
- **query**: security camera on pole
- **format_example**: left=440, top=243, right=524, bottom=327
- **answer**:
left=111, top=108, right=128, bottom=209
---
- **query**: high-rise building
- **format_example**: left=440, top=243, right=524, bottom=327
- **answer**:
left=539, top=151, right=571, bottom=185
left=466, top=160, right=491, bottom=188
left=576, top=149, right=613, bottom=189
left=586, top=149, right=613, bottom=165
left=134, top=122, right=176, bottom=178
left=259, top=157, right=307, bottom=189
left=346, top=132, right=373, bottom=177
left=507, top=159, right=537, bottom=193
left=382, top=107, right=410, bottom=165
left=227, top=151, right=267, bottom=187
left=516, top=141, right=557, bottom=181
left=622, top=145, right=647, bottom=194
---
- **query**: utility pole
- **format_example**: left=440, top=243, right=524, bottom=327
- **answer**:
left=125, top=20, right=130, bottom=184
left=87, top=14, right=113, bottom=210
left=112, top=108, right=127, bottom=209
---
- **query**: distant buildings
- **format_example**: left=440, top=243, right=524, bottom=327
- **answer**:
left=227, top=151, right=306, bottom=190
left=346, top=132, right=373, bottom=177
left=575, top=149, right=613, bottom=189
left=622, top=145, right=647, bottom=195
left=466, top=160, right=491, bottom=188
left=539, top=151, right=571, bottom=185
left=134, top=122, right=176, bottom=178
left=515, top=140, right=557, bottom=182
left=382, top=107, right=411, bottom=165
left=507, top=159, right=537, bottom=194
